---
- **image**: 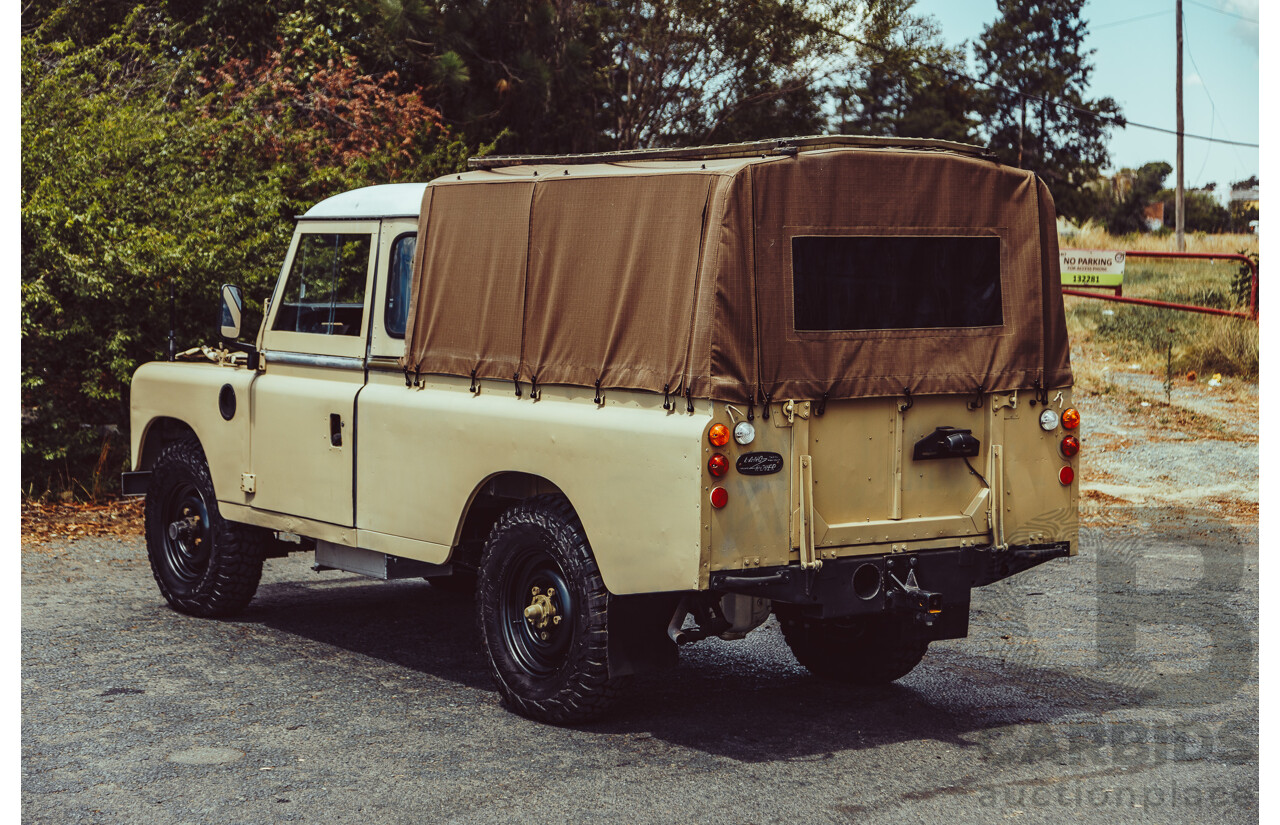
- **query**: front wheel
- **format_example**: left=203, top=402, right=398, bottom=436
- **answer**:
left=144, top=439, right=266, bottom=617
left=775, top=607, right=929, bottom=684
left=477, top=495, right=623, bottom=724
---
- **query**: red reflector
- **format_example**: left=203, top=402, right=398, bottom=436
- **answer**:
left=1059, top=466, right=1074, bottom=486
left=710, top=487, right=728, bottom=508
left=1061, top=435, right=1080, bottom=457
left=708, top=454, right=728, bottom=477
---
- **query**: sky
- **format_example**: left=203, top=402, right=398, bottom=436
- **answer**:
left=910, top=0, right=1260, bottom=200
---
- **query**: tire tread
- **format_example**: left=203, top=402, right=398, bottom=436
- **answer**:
left=145, top=438, right=265, bottom=618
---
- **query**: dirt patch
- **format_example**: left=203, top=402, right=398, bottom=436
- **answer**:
left=1087, top=433, right=1133, bottom=453
left=1203, top=496, right=1260, bottom=524
left=1125, top=398, right=1252, bottom=442
left=21, top=499, right=144, bottom=549
left=1083, top=489, right=1129, bottom=506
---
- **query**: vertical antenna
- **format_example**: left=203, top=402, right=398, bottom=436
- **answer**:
left=167, top=280, right=176, bottom=362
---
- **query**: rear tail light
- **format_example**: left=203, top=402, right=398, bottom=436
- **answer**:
left=1062, top=408, right=1081, bottom=429
left=708, top=454, right=728, bottom=477
left=1059, top=466, right=1074, bottom=486
left=710, top=487, right=728, bottom=508
left=1061, top=435, right=1080, bottom=457
left=708, top=423, right=730, bottom=447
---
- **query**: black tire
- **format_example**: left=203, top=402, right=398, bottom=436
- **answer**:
left=477, top=494, right=623, bottom=724
left=144, top=438, right=266, bottom=618
left=775, top=607, right=929, bottom=684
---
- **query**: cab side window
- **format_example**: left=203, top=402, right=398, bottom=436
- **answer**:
left=384, top=233, right=417, bottom=339
left=272, top=233, right=372, bottom=336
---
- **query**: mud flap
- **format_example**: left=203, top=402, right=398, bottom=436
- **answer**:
left=606, top=593, right=684, bottom=677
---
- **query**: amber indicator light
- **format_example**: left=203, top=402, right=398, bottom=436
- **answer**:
left=708, top=454, right=728, bottom=477
left=708, top=423, right=730, bottom=447
left=1062, top=408, right=1081, bottom=430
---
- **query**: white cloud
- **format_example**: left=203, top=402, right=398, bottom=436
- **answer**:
left=1222, top=0, right=1260, bottom=51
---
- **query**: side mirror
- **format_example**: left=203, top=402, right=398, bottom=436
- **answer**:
left=219, top=284, right=244, bottom=340
left=218, top=284, right=260, bottom=370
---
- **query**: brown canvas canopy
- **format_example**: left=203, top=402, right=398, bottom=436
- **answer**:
left=402, top=139, right=1072, bottom=404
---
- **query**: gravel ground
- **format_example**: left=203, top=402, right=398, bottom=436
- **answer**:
left=22, top=383, right=1258, bottom=824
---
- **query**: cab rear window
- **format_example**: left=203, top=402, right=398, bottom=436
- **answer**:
left=384, top=233, right=416, bottom=339
left=792, top=235, right=1003, bottom=331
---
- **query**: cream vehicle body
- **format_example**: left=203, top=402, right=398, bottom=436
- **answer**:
left=127, top=136, right=1080, bottom=723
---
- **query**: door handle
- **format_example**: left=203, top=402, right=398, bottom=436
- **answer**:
left=329, top=413, right=343, bottom=447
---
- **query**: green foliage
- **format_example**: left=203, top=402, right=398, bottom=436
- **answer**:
left=367, top=0, right=865, bottom=151
left=1105, top=161, right=1170, bottom=235
left=21, top=10, right=472, bottom=497
left=1156, top=188, right=1232, bottom=234
left=1232, top=252, right=1259, bottom=309
left=834, top=0, right=977, bottom=142
left=975, top=0, right=1122, bottom=220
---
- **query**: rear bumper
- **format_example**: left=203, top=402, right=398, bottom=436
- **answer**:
left=708, top=542, right=1069, bottom=635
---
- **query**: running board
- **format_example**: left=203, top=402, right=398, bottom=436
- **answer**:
left=313, top=541, right=450, bottom=580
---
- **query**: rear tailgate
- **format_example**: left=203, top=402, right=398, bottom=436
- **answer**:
left=793, top=392, right=1003, bottom=559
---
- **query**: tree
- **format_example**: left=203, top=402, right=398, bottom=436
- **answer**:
left=1158, top=189, right=1230, bottom=233
left=369, top=0, right=864, bottom=152
left=1228, top=175, right=1259, bottom=232
left=834, top=0, right=977, bottom=143
left=975, top=0, right=1122, bottom=219
left=1105, top=162, right=1170, bottom=235
left=21, top=11, right=470, bottom=496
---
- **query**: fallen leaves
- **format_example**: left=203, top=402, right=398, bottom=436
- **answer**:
left=21, top=499, right=144, bottom=548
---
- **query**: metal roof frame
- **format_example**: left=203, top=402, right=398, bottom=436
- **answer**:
left=468, top=134, right=996, bottom=171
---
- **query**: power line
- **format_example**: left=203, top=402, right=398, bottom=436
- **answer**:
left=1185, top=0, right=1258, bottom=24
left=845, top=34, right=1260, bottom=149
left=1093, top=10, right=1172, bottom=30
left=1181, top=7, right=1251, bottom=180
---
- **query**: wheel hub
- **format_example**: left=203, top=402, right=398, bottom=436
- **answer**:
left=523, top=587, right=563, bottom=637
left=160, top=488, right=212, bottom=589
left=167, top=514, right=202, bottom=542
left=499, top=551, right=575, bottom=676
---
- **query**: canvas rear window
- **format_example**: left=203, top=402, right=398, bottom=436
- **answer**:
left=792, top=235, right=1003, bottom=331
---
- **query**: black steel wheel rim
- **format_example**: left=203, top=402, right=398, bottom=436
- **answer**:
left=161, top=481, right=213, bottom=591
left=499, top=544, right=575, bottom=678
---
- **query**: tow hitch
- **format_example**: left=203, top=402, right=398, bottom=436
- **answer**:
left=884, top=560, right=943, bottom=627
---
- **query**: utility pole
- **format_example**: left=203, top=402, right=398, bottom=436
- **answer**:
left=1176, top=0, right=1186, bottom=251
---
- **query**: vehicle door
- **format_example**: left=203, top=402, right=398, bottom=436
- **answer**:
left=250, top=221, right=378, bottom=525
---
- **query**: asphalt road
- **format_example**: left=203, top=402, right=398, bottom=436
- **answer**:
left=21, top=501, right=1257, bottom=825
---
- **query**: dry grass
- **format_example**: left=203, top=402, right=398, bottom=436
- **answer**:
left=1061, top=227, right=1259, bottom=379
left=1062, top=220, right=1258, bottom=255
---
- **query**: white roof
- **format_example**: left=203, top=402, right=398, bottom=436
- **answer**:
left=301, top=183, right=429, bottom=219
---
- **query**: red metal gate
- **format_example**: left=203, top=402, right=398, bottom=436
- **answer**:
left=1061, top=250, right=1258, bottom=320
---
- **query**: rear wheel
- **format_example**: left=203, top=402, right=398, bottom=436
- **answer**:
left=775, top=607, right=928, bottom=684
left=144, top=439, right=266, bottom=617
left=477, top=494, right=622, bottom=723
